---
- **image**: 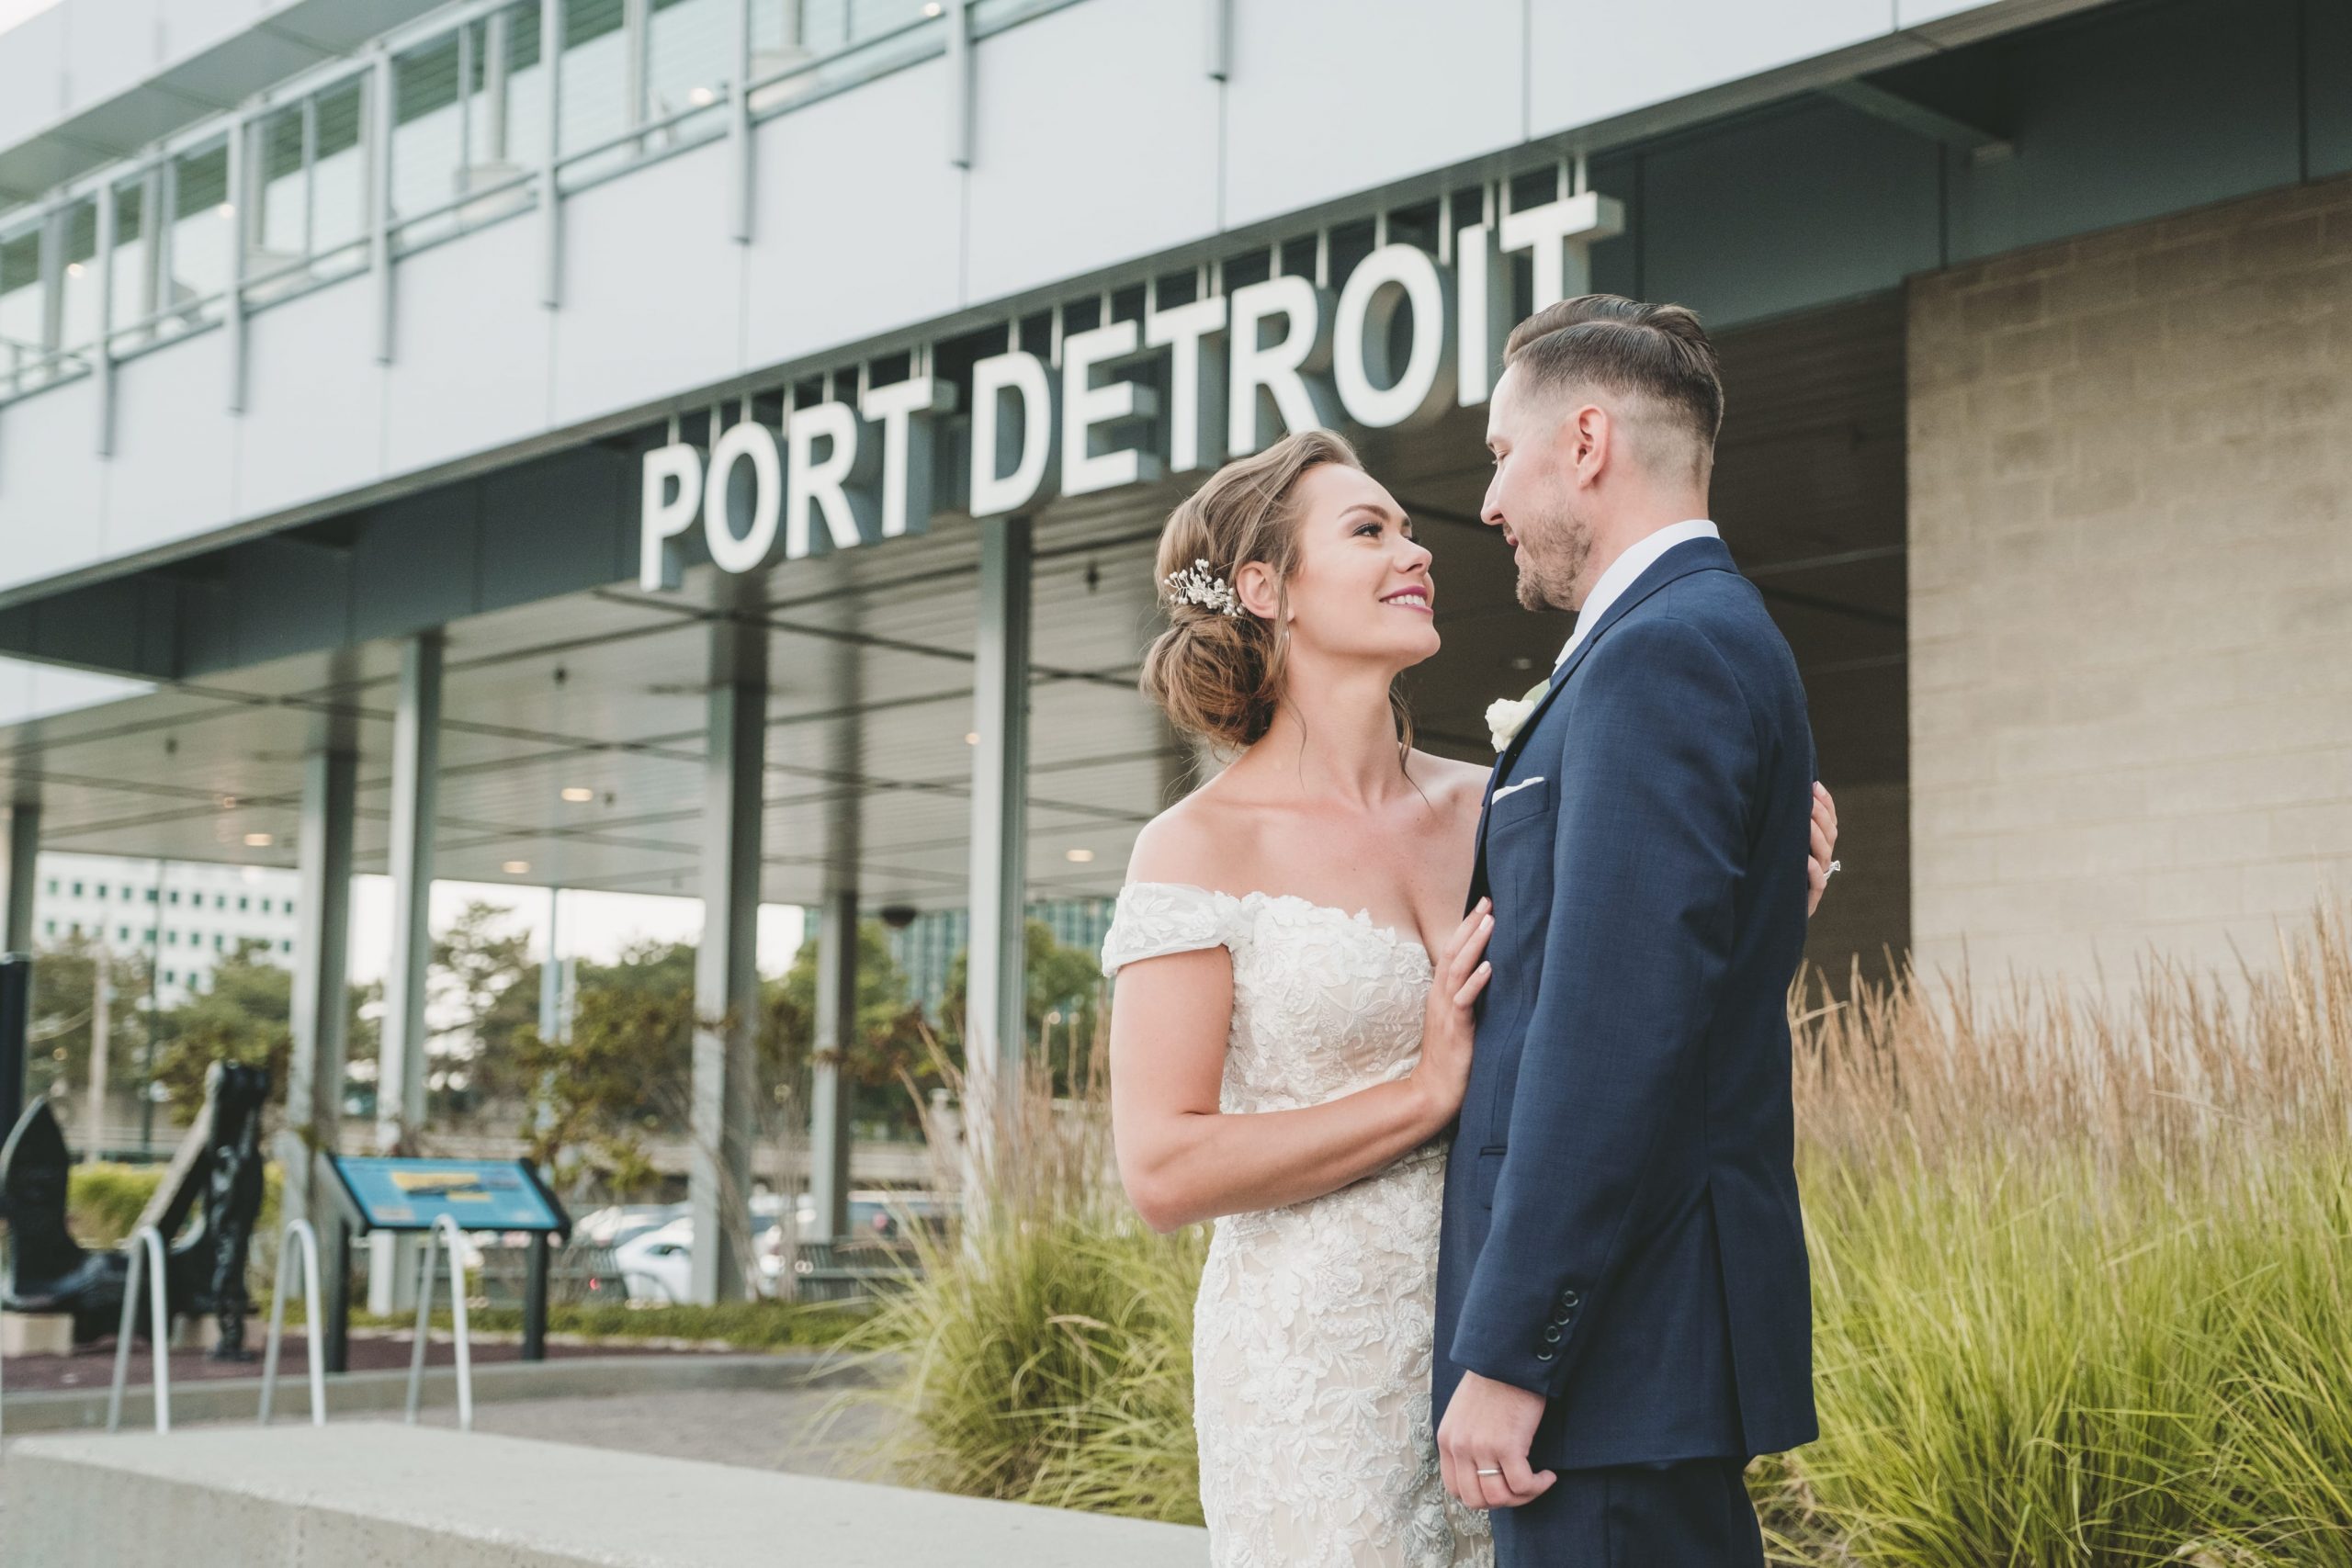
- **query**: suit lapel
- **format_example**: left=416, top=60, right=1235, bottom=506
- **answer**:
left=1467, top=536, right=1740, bottom=907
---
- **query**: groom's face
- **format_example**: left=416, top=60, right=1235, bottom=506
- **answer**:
left=1481, top=365, right=1592, bottom=614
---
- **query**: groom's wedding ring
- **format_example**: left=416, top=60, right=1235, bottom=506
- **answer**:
left=1475, top=1468, right=1503, bottom=1476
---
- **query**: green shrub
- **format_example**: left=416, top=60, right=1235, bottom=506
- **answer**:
left=858, top=909, right=2352, bottom=1562
left=67, top=1163, right=161, bottom=1247
left=341, top=1298, right=871, bottom=1350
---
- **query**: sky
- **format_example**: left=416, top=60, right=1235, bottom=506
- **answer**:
left=0, top=0, right=59, bottom=39
left=345, top=878, right=808, bottom=984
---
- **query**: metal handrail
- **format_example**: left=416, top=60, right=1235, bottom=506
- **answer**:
left=404, top=1213, right=474, bottom=1431
left=257, top=1216, right=328, bottom=1427
left=105, top=1224, right=174, bottom=1434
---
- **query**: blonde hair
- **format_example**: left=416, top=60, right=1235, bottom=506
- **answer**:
left=1140, top=430, right=1416, bottom=759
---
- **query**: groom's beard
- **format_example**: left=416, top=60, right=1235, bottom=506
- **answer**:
left=1514, top=501, right=1591, bottom=613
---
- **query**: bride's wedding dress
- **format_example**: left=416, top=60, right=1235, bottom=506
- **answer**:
left=1103, top=882, right=1490, bottom=1567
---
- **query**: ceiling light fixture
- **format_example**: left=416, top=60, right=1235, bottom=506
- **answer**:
left=965, top=732, right=979, bottom=745
left=243, top=832, right=273, bottom=847
left=1065, top=848, right=1095, bottom=863
left=503, top=860, right=531, bottom=874
left=560, top=786, right=594, bottom=802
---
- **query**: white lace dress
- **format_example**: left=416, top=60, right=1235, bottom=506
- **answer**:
left=1102, top=881, right=1491, bottom=1568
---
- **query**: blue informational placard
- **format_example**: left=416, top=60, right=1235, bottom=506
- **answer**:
left=329, top=1156, right=568, bottom=1236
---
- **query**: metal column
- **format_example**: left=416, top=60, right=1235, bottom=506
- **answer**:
left=962, top=515, right=1032, bottom=1185
left=807, top=888, right=855, bottom=1243
left=280, top=742, right=356, bottom=1374
left=688, top=621, right=765, bottom=1304
left=368, top=631, right=443, bottom=1315
left=3, top=803, right=38, bottom=953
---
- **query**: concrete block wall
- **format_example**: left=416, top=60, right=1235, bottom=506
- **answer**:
left=1907, top=175, right=2352, bottom=987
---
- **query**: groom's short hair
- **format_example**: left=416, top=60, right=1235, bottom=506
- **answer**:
left=1505, top=296, right=1724, bottom=479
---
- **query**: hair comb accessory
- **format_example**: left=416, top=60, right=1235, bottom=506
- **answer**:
left=1163, top=558, right=1245, bottom=618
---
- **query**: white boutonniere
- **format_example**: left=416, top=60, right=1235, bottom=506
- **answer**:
left=1485, top=678, right=1552, bottom=753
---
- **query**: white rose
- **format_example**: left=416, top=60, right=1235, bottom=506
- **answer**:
left=1486, top=696, right=1537, bottom=753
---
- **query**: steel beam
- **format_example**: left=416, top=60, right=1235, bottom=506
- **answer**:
left=807, top=887, right=855, bottom=1243
left=688, top=620, right=766, bottom=1303
left=962, top=514, right=1032, bottom=1184
left=368, top=631, right=443, bottom=1315
left=280, top=742, right=356, bottom=1372
left=3, top=803, right=39, bottom=954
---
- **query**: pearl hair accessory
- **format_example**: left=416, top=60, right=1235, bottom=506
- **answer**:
left=1163, top=558, right=1245, bottom=619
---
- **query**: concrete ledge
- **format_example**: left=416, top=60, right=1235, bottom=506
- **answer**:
left=1, top=1349, right=870, bottom=1435
left=6, top=1424, right=1209, bottom=1567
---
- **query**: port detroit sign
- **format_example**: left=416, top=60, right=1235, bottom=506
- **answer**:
left=639, top=192, right=1622, bottom=592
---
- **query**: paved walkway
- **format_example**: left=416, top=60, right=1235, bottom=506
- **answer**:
left=398, top=1384, right=900, bottom=1477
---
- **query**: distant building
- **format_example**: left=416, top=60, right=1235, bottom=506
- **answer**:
left=35, top=852, right=300, bottom=1006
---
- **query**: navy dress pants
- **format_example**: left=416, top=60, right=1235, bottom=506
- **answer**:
left=1488, top=1457, right=1764, bottom=1567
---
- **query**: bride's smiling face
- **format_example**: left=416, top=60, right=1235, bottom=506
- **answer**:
left=1236, top=462, right=1440, bottom=671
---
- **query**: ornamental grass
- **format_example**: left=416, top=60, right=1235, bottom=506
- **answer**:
left=846, top=908, right=2352, bottom=1564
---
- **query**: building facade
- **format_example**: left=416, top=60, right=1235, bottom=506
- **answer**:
left=0, top=0, right=2346, bottom=1299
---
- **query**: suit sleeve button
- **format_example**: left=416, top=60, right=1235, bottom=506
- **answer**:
left=1533, top=1348, right=1555, bottom=1363
left=1559, top=1290, right=1581, bottom=1309
left=1541, top=1325, right=1563, bottom=1344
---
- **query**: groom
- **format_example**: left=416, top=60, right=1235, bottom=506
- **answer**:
left=1432, top=295, right=1817, bottom=1563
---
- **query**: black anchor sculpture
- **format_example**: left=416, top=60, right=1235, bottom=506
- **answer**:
left=0, top=1062, right=272, bottom=1358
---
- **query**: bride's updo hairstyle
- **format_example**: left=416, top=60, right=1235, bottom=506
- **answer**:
left=1140, top=428, right=1364, bottom=750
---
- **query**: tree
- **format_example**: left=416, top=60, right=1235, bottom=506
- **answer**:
left=514, top=939, right=698, bottom=1191
left=151, top=941, right=379, bottom=1125
left=940, top=919, right=1109, bottom=1096
left=25, top=932, right=155, bottom=1112
left=426, top=899, right=540, bottom=1116
left=764, top=919, right=933, bottom=1134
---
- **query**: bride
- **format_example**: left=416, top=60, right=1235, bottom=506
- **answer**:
left=1102, top=428, right=1838, bottom=1566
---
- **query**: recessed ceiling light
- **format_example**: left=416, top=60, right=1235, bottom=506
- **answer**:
left=922, top=2, right=943, bottom=14
left=688, top=85, right=718, bottom=106
left=560, top=786, right=594, bottom=803
left=1065, top=848, right=1095, bottom=863
left=503, top=860, right=531, bottom=874
left=965, top=732, right=979, bottom=745
left=243, top=832, right=273, bottom=848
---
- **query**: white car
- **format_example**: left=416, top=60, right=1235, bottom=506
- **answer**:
left=612, top=1217, right=695, bottom=1303
left=612, top=1196, right=794, bottom=1303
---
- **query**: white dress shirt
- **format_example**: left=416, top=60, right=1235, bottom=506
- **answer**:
left=1554, top=519, right=1721, bottom=670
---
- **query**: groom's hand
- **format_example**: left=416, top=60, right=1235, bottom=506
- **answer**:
left=1438, top=1371, right=1555, bottom=1510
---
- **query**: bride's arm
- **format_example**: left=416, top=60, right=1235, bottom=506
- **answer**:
left=1111, top=915, right=1489, bottom=1234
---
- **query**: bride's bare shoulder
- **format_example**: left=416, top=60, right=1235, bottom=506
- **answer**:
left=1125, top=779, right=1261, bottom=890
left=1408, top=750, right=1492, bottom=820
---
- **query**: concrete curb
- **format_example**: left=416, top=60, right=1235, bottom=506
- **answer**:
left=0, top=1349, right=875, bottom=1435
left=6, top=1424, right=1210, bottom=1567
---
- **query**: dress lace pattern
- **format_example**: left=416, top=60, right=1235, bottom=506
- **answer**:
left=1103, top=882, right=1492, bottom=1567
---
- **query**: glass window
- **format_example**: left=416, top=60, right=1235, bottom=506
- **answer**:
left=240, top=897, right=250, bottom=912
left=393, top=34, right=464, bottom=233
left=560, top=0, right=631, bottom=181
left=118, top=926, right=130, bottom=943
left=648, top=0, right=729, bottom=130
left=56, top=197, right=99, bottom=353
left=96, top=884, right=107, bottom=900
left=166, top=930, right=178, bottom=944
left=42, top=919, right=54, bottom=936
left=311, top=79, right=368, bottom=264
left=43, top=879, right=55, bottom=894
left=166, top=139, right=232, bottom=327
left=71, top=882, right=82, bottom=897
left=165, top=967, right=175, bottom=985
left=168, top=889, right=180, bottom=905
left=251, top=104, right=310, bottom=271
left=144, top=887, right=156, bottom=903
left=107, top=178, right=153, bottom=342
left=0, top=223, right=42, bottom=391
left=280, top=939, right=293, bottom=954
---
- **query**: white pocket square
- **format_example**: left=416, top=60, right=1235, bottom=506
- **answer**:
left=1491, top=775, right=1545, bottom=803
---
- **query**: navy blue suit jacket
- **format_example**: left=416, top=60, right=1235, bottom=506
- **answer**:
left=1432, top=535, right=1819, bottom=1471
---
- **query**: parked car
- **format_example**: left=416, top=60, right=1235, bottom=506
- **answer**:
left=755, top=1190, right=952, bottom=1290
left=610, top=1195, right=796, bottom=1302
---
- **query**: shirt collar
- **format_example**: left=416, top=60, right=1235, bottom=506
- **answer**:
left=1554, top=520, right=1721, bottom=670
